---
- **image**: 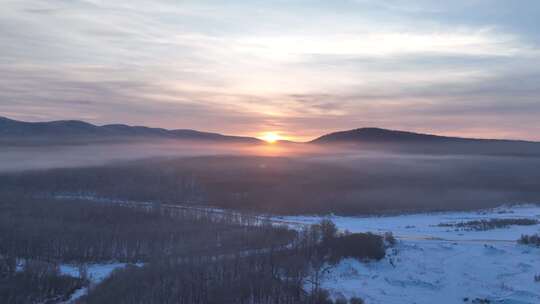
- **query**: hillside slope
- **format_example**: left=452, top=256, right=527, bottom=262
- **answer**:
left=0, top=116, right=260, bottom=144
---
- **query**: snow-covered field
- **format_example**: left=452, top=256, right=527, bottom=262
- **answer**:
left=277, top=205, right=540, bottom=304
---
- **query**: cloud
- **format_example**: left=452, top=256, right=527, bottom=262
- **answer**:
left=1, top=0, right=540, bottom=141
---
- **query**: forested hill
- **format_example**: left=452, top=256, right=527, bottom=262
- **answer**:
left=0, top=116, right=261, bottom=144
left=309, top=127, right=540, bottom=156
left=310, top=127, right=536, bottom=145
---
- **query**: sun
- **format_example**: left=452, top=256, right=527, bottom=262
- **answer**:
left=259, top=132, right=283, bottom=143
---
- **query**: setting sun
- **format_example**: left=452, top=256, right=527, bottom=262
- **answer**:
left=259, top=132, right=283, bottom=143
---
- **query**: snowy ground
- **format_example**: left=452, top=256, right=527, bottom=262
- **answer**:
left=59, top=262, right=143, bottom=303
left=276, top=205, right=540, bottom=304
left=60, top=263, right=137, bottom=283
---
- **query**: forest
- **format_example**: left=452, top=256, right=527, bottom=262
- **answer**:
left=0, top=194, right=294, bottom=263
left=0, top=194, right=388, bottom=303
left=2, top=153, right=540, bottom=215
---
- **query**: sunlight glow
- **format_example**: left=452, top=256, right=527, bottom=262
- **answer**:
left=259, top=132, right=283, bottom=143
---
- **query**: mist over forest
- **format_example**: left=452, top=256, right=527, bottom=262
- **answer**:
left=2, top=137, right=539, bottom=215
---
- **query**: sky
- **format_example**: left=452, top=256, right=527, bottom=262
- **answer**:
left=1, top=0, right=540, bottom=141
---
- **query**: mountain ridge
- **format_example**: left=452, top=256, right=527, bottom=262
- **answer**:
left=0, top=116, right=261, bottom=143
left=1, top=116, right=538, bottom=145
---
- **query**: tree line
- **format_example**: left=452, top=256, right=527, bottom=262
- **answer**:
left=518, top=234, right=540, bottom=246
left=438, top=218, right=538, bottom=231
left=0, top=195, right=294, bottom=264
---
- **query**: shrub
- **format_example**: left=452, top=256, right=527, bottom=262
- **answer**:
left=440, top=218, right=538, bottom=231
left=518, top=234, right=540, bottom=246
left=328, top=233, right=386, bottom=262
left=384, top=232, right=397, bottom=246
left=349, top=297, right=365, bottom=304
left=471, top=298, right=490, bottom=304
left=334, top=297, right=348, bottom=304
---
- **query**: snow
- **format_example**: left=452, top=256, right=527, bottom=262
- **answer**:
left=277, top=205, right=540, bottom=304
left=59, top=262, right=143, bottom=283
left=61, top=287, right=88, bottom=304
left=59, top=262, right=143, bottom=303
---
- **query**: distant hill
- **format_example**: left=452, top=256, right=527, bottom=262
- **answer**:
left=311, top=127, right=532, bottom=144
left=2, top=116, right=539, bottom=154
left=310, top=127, right=540, bottom=157
left=0, top=116, right=261, bottom=144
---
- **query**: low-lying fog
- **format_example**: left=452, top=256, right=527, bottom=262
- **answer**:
left=0, top=140, right=266, bottom=172
left=2, top=139, right=540, bottom=214
left=4, top=138, right=540, bottom=172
